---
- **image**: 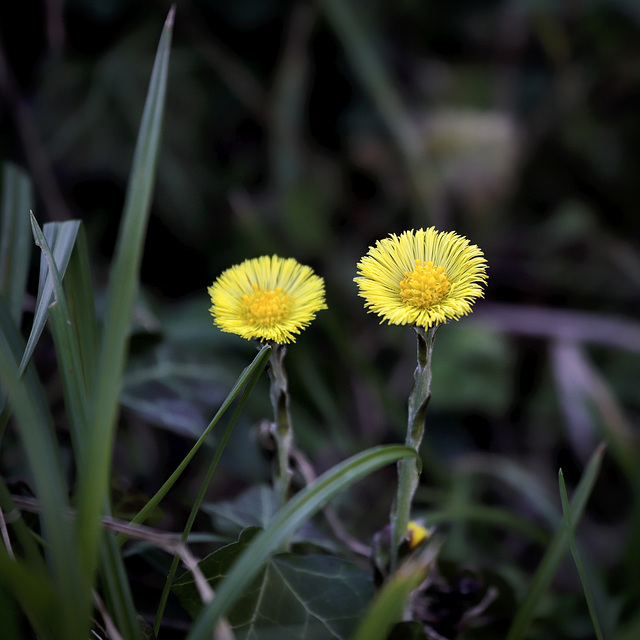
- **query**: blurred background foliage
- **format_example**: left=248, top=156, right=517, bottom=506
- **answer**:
left=2, top=0, right=640, bottom=638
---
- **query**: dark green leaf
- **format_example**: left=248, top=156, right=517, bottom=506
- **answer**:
left=174, top=529, right=374, bottom=640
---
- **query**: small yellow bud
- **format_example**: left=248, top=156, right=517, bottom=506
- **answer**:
left=407, top=520, right=430, bottom=550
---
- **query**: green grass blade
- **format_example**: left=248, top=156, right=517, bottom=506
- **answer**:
left=0, top=552, right=58, bottom=640
left=559, top=470, right=606, bottom=640
left=118, top=344, right=272, bottom=541
left=0, top=299, right=89, bottom=640
left=350, top=543, right=440, bottom=640
left=0, top=162, right=33, bottom=326
left=506, top=443, right=606, bottom=640
left=30, top=215, right=89, bottom=450
left=19, top=220, right=81, bottom=377
left=74, top=6, right=175, bottom=592
left=185, top=444, right=418, bottom=640
left=31, top=215, right=142, bottom=639
left=153, top=348, right=270, bottom=635
left=63, top=222, right=99, bottom=385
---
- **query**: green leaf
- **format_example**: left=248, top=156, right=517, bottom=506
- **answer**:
left=203, top=484, right=340, bottom=551
left=74, top=5, right=175, bottom=592
left=506, top=443, right=606, bottom=640
left=205, top=485, right=278, bottom=536
left=30, top=215, right=89, bottom=453
left=185, top=444, right=417, bottom=640
left=350, top=547, right=438, bottom=640
left=0, top=553, right=59, bottom=640
left=0, top=299, right=89, bottom=640
left=19, top=220, right=81, bottom=377
left=173, top=527, right=263, bottom=618
left=121, top=348, right=239, bottom=438
left=175, top=529, right=374, bottom=640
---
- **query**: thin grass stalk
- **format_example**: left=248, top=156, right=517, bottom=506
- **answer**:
left=559, top=470, right=606, bottom=640
left=506, top=443, right=605, bottom=640
left=117, top=344, right=272, bottom=542
left=153, top=348, right=270, bottom=635
left=390, top=325, right=436, bottom=571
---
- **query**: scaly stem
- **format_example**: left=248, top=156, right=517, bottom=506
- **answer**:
left=390, top=324, right=437, bottom=571
left=268, top=342, right=293, bottom=507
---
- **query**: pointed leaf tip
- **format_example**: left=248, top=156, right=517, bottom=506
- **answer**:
left=166, top=5, right=176, bottom=28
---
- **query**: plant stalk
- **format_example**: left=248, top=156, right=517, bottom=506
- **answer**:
left=390, top=325, right=437, bottom=571
left=268, top=342, right=293, bottom=507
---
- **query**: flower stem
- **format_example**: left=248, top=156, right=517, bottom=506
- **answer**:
left=268, top=342, right=293, bottom=507
left=390, top=324, right=437, bottom=571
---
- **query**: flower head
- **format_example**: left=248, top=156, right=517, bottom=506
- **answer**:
left=355, top=228, right=487, bottom=329
left=208, top=255, right=327, bottom=344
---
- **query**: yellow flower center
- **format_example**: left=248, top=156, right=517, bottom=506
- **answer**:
left=399, top=260, right=450, bottom=308
left=240, top=284, right=291, bottom=327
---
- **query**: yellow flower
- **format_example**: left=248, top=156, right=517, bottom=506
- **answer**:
left=208, top=255, right=327, bottom=344
left=355, top=228, right=487, bottom=329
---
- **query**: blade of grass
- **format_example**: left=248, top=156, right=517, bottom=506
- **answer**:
left=75, top=6, right=175, bottom=594
left=0, top=552, right=58, bottom=640
left=31, top=215, right=142, bottom=640
left=153, top=346, right=270, bottom=635
left=30, top=215, right=89, bottom=451
left=18, top=219, right=80, bottom=377
left=0, top=299, right=89, bottom=640
left=62, top=221, right=99, bottom=384
left=185, top=444, right=418, bottom=640
left=350, top=541, right=441, bottom=640
left=559, top=470, right=606, bottom=640
left=117, top=344, right=272, bottom=541
left=0, top=162, right=33, bottom=326
left=506, top=443, right=606, bottom=640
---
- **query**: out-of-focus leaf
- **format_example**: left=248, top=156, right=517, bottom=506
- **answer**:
left=204, top=486, right=278, bottom=536
left=203, top=484, right=341, bottom=552
left=174, top=527, right=374, bottom=639
left=122, top=347, right=238, bottom=438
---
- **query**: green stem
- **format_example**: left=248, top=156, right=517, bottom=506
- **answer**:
left=268, top=343, right=293, bottom=507
left=390, top=325, right=437, bottom=571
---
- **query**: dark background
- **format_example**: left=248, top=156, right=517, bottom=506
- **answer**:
left=2, top=1, right=640, bottom=638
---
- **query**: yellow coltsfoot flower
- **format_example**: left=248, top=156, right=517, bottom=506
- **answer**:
left=355, top=228, right=488, bottom=329
left=208, top=255, right=327, bottom=344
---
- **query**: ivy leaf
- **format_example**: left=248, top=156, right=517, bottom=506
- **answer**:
left=203, top=484, right=341, bottom=551
left=173, top=528, right=374, bottom=639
